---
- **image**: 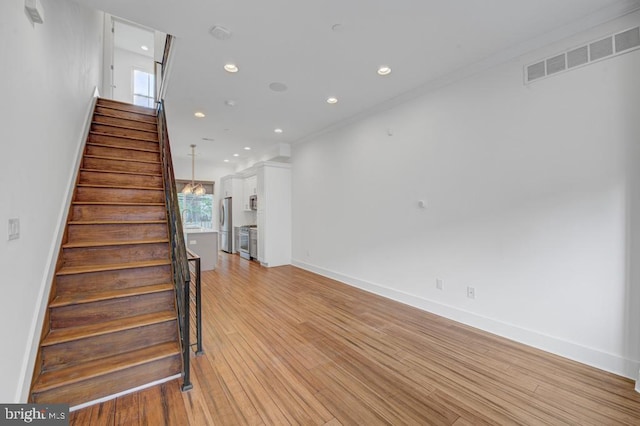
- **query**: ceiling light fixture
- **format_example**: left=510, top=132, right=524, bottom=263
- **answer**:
left=233, top=153, right=239, bottom=157
left=224, top=159, right=229, bottom=163
left=244, top=147, right=251, bottom=150
left=194, top=112, right=205, bottom=118
left=141, top=45, right=149, bottom=51
left=274, top=128, right=283, bottom=134
left=326, top=97, right=338, bottom=104
left=181, top=144, right=206, bottom=196
left=224, top=63, right=239, bottom=73
left=377, top=66, right=392, bottom=76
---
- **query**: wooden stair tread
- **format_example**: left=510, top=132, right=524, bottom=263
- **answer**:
left=63, top=238, right=169, bottom=249
left=72, top=201, right=165, bottom=206
left=69, top=220, right=166, bottom=225
left=95, top=106, right=157, bottom=121
left=51, top=283, right=174, bottom=308
left=92, top=121, right=157, bottom=134
left=80, top=168, right=162, bottom=177
left=83, top=154, right=160, bottom=165
left=96, top=99, right=157, bottom=116
left=94, top=112, right=158, bottom=126
left=57, top=259, right=171, bottom=275
left=87, top=142, right=159, bottom=154
left=32, top=341, right=180, bottom=392
left=42, top=311, right=177, bottom=347
left=90, top=131, right=159, bottom=143
left=77, top=183, right=164, bottom=191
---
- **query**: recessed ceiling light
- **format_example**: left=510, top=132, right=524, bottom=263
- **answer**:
left=224, top=159, right=229, bottom=163
left=326, top=97, right=338, bottom=104
left=274, top=128, right=283, bottom=134
left=224, top=63, right=239, bottom=73
left=194, top=112, right=205, bottom=118
left=244, top=146, right=251, bottom=150
left=141, top=45, right=149, bottom=51
left=233, top=153, right=239, bottom=157
left=377, top=66, right=392, bottom=76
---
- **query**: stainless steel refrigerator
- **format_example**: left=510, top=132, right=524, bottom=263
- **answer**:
left=220, top=197, right=232, bottom=253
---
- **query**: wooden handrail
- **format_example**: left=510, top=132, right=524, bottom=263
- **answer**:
left=157, top=100, right=193, bottom=391
left=155, top=35, right=174, bottom=105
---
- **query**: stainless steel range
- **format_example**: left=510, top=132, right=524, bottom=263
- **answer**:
left=238, top=225, right=256, bottom=260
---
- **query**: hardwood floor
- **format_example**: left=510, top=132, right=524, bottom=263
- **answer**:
left=71, top=252, right=640, bottom=425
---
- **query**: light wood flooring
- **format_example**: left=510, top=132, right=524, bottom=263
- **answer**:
left=71, top=252, right=640, bottom=425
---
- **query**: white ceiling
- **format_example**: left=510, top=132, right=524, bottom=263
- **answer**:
left=77, top=0, right=640, bottom=167
left=113, top=20, right=154, bottom=59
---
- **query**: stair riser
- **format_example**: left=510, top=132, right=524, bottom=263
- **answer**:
left=88, top=133, right=159, bottom=152
left=91, top=123, right=157, bottom=141
left=61, top=243, right=169, bottom=268
left=79, top=170, right=163, bottom=189
left=71, top=204, right=166, bottom=222
left=86, top=145, right=160, bottom=163
left=75, top=187, right=164, bottom=203
left=97, top=99, right=157, bottom=116
left=56, top=265, right=172, bottom=295
left=42, top=320, right=177, bottom=371
left=67, top=223, right=168, bottom=244
left=93, top=114, right=157, bottom=132
left=83, top=157, right=161, bottom=174
left=50, top=291, right=175, bottom=329
left=94, top=106, right=157, bottom=124
left=31, top=355, right=181, bottom=406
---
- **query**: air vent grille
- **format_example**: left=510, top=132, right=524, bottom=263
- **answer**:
left=567, top=46, right=588, bottom=68
left=589, top=37, right=613, bottom=61
left=615, top=27, right=640, bottom=53
left=525, top=26, right=640, bottom=84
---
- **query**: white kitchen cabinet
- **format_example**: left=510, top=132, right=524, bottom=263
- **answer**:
left=256, top=162, right=291, bottom=267
left=242, top=175, right=257, bottom=211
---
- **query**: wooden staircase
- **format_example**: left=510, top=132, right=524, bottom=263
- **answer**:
left=30, top=98, right=182, bottom=407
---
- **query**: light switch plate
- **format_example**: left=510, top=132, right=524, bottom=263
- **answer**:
left=8, top=218, right=20, bottom=240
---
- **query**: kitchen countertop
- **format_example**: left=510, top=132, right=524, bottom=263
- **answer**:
left=184, top=228, right=218, bottom=234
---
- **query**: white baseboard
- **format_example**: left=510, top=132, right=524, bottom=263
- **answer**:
left=292, top=258, right=640, bottom=381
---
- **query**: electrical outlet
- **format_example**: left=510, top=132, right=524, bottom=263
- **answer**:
left=467, top=286, right=475, bottom=299
left=436, top=279, right=443, bottom=290
left=8, top=218, right=19, bottom=240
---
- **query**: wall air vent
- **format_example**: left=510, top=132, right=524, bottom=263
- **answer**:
left=525, top=26, right=640, bottom=84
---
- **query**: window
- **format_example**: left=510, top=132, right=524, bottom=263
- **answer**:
left=178, top=193, right=214, bottom=230
left=133, top=69, right=155, bottom=108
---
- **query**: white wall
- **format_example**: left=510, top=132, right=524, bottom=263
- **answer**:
left=113, top=47, right=154, bottom=104
left=292, top=12, right=640, bottom=378
left=0, top=0, right=103, bottom=402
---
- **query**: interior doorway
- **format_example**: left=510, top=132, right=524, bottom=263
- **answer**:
left=105, top=17, right=157, bottom=106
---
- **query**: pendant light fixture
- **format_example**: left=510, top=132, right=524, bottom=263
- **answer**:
left=181, top=144, right=206, bottom=195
